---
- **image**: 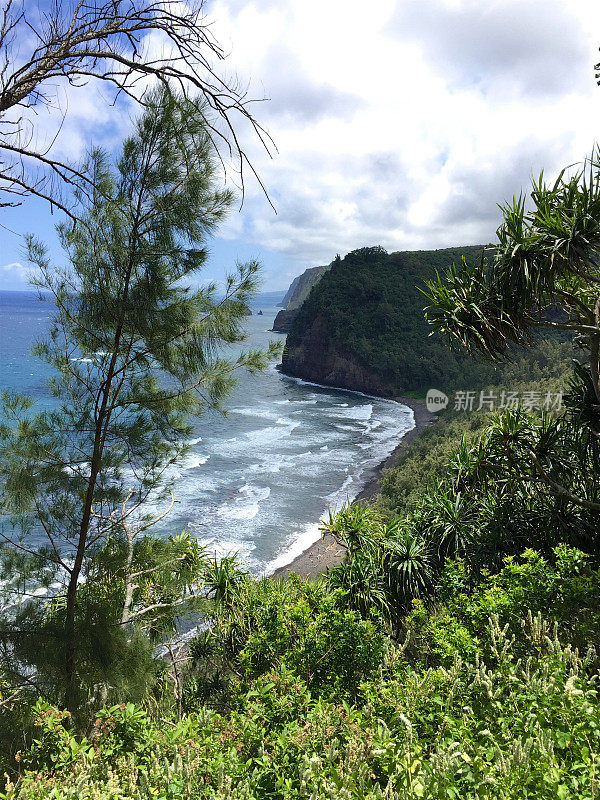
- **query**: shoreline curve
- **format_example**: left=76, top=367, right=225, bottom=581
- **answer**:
left=270, top=395, right=436, bottom=580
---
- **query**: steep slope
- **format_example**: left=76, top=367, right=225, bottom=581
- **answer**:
left=272, top=264, right=330, bottom=332
left=281, top=244, right=491, bottom=396
left=278, top=275, right=301, bottom=307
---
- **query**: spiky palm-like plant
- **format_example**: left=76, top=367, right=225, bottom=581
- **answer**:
left=425, top=154, right=600, bottom=402
left=320, top=500, right=386, bottom=555
left=204, top=555, right=250, bottom=609
left=379, top=527, right=432, bottom=613
left=327, top=551, right=390, bottom=621
left=425, top=153, right=600, bottom=517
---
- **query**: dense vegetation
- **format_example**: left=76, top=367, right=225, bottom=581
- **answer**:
left=283, top=245, right=517, bottom=394
left=3, top=548, right=600, bottom=798
left=380, top=337, right=573, bottom=515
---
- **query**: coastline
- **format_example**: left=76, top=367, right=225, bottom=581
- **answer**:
left=271, top=396, right=436, bottom=579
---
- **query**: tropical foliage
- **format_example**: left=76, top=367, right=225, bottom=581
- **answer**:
left=380, top=339, right=573, bottom=514
left=422, top=152, right=600, bottom=557
left=4, top=550, right=600, bottom=799
left=425, top=152, right=600, bottom=408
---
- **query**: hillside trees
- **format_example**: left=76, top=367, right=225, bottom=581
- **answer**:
left=0, top=87, right=279, bottom=714
left=282, top=244, right=505, bottom=395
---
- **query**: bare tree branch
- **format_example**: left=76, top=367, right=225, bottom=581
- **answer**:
left=109, top=489, right=176, bottom=625
left=0, top=0, right=275, bottom=213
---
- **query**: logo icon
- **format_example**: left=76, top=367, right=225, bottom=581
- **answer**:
left=426, top=389, right=448, bottom=413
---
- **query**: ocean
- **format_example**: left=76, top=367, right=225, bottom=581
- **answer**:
left=0, top=290, right=414, bottom=576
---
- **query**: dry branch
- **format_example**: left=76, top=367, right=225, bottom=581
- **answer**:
left=0, top=0, right=274, bottom=213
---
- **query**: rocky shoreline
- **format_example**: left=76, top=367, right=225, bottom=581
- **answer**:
left=271, top=396, right=436, bottom=579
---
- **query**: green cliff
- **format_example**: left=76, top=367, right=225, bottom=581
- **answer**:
left=281, top=244, right=492, bottom=395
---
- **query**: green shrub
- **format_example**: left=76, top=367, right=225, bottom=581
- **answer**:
left=6, top=600, right=600, bottom=799
left=19, top=700, right=92, bottom=773
left=211, top=576, right=385, bottom=701
left=4, top=552, right=600, bottom=799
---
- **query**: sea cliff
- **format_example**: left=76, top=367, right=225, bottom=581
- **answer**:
left=272, top=264, right=330, bottom=332
left=280, top=244, right=488, bottom=396
left=281, top=312, right=397, bottom=396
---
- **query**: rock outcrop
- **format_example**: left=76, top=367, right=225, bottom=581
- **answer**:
left=281, top=313, right=397, bottom=396
left=271, top=309, right=298, bottom=333
left=272, top=265, right=330, bottom=332
left=278, top=275, right=301, bottom=307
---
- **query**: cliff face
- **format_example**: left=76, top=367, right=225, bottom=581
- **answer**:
left=286, top=266, right=329, bottom=311
left=271, top=309, right=298, bottom=333
left=272, top=265, right=330, bottom=332
left=281, top=312, right=397, bottom=396
left=281, top=245, right=488, bottom=396
left=279, top=275, right=300, bottom=307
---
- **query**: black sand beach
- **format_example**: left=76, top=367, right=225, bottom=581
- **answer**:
left=271, top=397, right=435, bottom=579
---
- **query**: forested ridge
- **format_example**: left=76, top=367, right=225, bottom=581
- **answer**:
left=282, top=244, right=515, bottom=395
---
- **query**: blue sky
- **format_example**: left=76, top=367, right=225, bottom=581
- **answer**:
left=0, top=197, right=292, bottom=292
left=2, top=0, right=600, bottom=292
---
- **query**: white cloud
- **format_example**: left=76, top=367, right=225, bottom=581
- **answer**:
left=3, top=0, right=600, bottom=289
left=205, top=0, right=600, bottom=276
left=0, top=261, right=31, bottom=289
left=2, top=261, right=27, bottom=279
left=388, top=0, right=590, bottom=99
left=1, top=259, right=46, bottom=290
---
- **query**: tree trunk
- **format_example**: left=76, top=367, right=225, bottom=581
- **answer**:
left=62, top=424, right=106, bottom=713
left=591, top=297, right=600, bottom=403
left=61, top=192, right=142, bottom=709
left=121, top=523, right=136, bottom=626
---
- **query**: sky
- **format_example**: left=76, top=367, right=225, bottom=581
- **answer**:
left=1, top=0, right=600, bottom=291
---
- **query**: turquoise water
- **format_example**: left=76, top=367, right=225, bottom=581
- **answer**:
left=0, top=291, right=413, bottom=575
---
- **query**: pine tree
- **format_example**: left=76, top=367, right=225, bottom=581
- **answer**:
left=0, top=87, right=280, bottom=713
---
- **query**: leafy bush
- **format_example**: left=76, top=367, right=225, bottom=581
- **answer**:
left=6, top=554, right=600, bottom=798
left=399, top=547, right=600, bottom=672
left=206, top=575, right=385, bottom=701
left=18, top=701, right=92, bottom=773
